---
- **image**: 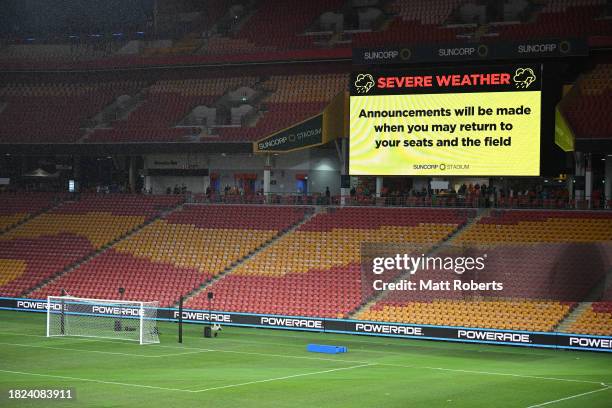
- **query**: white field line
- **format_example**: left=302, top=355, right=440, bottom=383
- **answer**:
left=0, top=330, right=609, bottom=387
left=525, top=386, right=610, bottom=407
left=158, top=350, right=215, bottom=357
left=415, top=365, right=610, bottom=386
left=188, top=347, right=612, bottom=387
left=0, top=364, right=373, bottom=394
left=0, top=369, right=197, bottom=393
left=0, top=341, right=212, bottom=358
left=192, top=363, right=374, bottom=393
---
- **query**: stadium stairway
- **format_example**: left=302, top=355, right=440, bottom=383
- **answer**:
left=22, top=201, right=185, bottom=298
left=443, top=207, right=491, bottom=245
left=555, top=302, right=593, bottom=332
left=78, top=87, right=151, bottom=144
left=349, top=208, right=481, bottom=319
left=0, top=194, right=64, bottom=235
left=556, top=266, right=612, bottom=332
left=219, top=7, right=257, bottom=35
left=87, top=87, right=150, bottom=128
left=176, top=207, right=316, bottom=307
left=106, top=88, right=150, bottom=123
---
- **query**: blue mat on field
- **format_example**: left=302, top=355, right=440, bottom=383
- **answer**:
left=307, top=344, right=348, bottom=354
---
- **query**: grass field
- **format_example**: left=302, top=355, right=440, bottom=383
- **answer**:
left=0, top=311, right=611, bottom=407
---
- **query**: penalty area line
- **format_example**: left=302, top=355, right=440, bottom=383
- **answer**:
left=192, top=363, right=375, bottom=393
left=525, top=386, right=610, bottom=408
left=416, top=365, right=609, bottom=386
left=192, top=347, right=610, bottom=387
left=0, top=364, right=375, bottom=395
left=0, top=369, right=197, bottom=393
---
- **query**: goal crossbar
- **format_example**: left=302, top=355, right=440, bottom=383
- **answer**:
left=46, top=296, right=160, bottom=345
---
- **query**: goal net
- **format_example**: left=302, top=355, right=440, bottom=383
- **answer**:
left=46, top=296, right=160, bottom=345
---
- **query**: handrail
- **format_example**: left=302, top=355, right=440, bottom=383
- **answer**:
left=186, top=193, right=612, bottom=210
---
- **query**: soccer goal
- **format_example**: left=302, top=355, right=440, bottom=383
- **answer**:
left=46, top=296, right=160, bottom=345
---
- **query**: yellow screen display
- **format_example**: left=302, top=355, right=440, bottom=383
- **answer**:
left=349, top=67, right=542, bottom=176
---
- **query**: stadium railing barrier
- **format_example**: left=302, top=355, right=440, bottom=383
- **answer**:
left=186, top=193, right=612, bottom=210
left=3, top=190, right=609, bottom=210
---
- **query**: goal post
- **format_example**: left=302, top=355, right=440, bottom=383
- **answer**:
left=46, top=296, right=160, bottom=345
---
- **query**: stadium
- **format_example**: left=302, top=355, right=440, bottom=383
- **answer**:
left=0, top=0, right=611, bottom=407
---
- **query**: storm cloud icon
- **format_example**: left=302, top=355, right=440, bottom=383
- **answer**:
left=355, top=73, right=375, bottom=93
left=513, top=68, right=536, bottom=89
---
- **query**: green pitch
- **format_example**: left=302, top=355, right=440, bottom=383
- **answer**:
left=0, top=311, right=611, bottom=408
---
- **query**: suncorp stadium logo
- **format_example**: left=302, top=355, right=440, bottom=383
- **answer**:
left=513, top=67, right=536, bottom=89
left=354, top=73, right=375, bottom=94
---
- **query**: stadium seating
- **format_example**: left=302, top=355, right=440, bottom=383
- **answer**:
left=219, top=0, right=345, bottom=53
left=262, top=74, right=347, bottom=104
left=0, top=192, right=59, bottom=231
left=357, top=0, right=607, bottom=47
left=568, top=302, right=612, bottom=336
left=563, top=63, right=612, bottom=140
left=458, top=210, right=612, bottom=243
left=564, top=283, right=612, bottom=336
left=186, top=207, right=472, bottom=317
left=30, top=205, right=309, bottom=306
left=358, top=210, right=612, bottom=332
left=0, top=0, right=351, bottom=69
left=0, top=234, right=94, bottom=298
left=216, top=73, right=348, bottom=141
left=352, top=0, right=463, bottom=47
left=0, top=81, right=145, bottom=143
left=2, top=199, right=610, bottom=334
left=578, top=63, right=612, bottom=97
left=30, top=249, right=204, bottom=307
left=356, top=243, right=610, bottom=331
left=493, top=3, right=611, bottom=41
left=358, top=299, right=574, bottom=332
left=0, top=194, right=182, bottom=297
left=86, top=77, right=257, bottom=143
left=0, top=71, right=345, bottom=144
left=215, top=102, right=325, bottom=141
left=1, top=0, right=610, bottom=70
